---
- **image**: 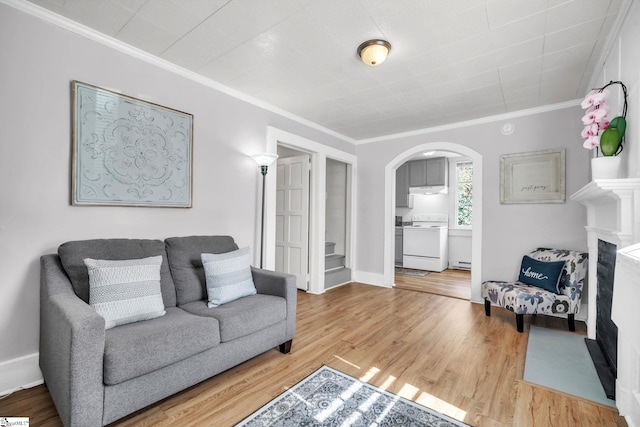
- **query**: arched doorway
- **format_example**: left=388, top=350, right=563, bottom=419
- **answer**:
left=384, top=142, right=483, bottom=302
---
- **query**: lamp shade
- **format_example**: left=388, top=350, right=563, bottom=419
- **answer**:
left=251, top=153, right=279, bottom=167
left=357, top=39, right=391, bottom=66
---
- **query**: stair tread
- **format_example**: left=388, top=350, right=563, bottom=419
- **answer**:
left=325, top=253, right=345, bottom=260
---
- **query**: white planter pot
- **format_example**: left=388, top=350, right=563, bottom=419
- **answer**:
left=591, top=156, right=621, bottom=180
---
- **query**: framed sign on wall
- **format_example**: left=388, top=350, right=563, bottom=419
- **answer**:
left=71, top=81, right=193, bottom=207
left=500, top=149, right=566, bottom=204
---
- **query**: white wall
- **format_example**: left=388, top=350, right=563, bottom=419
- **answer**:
left=356, top=106, right=591, bottom=287
left=592, top=1, right=640, bottom=180
left=0, top=2, right=352, bottom=387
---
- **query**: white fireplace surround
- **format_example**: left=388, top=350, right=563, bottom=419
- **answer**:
left=570, top=178, right=640, bottom=338
left=571, top=178, right=640, bottom=426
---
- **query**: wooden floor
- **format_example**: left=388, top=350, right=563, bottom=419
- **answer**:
left=395, top=267, right=471, bottom=300
left=0, top=283, right=626, bottom=427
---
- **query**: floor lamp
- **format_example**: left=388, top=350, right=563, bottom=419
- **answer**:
left=251, top=153, right=279, bottom=268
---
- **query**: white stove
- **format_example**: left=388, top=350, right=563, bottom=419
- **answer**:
left=403, top=214, right=448, bottom=271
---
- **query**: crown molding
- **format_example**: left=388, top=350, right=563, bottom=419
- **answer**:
left=1, top=0, right=601, bottom=147
left=354, top=99, right=582, bottom=145
left=1, top=0, right=358, bottom=145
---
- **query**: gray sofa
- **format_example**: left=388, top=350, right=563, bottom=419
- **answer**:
left=39, top=235, right=297, bottom=427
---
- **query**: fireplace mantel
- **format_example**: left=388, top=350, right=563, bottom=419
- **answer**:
left=570, top=178, right=640, bottom=338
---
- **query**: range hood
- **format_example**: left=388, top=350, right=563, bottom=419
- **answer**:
left=409, top=185, right=448, bottom=195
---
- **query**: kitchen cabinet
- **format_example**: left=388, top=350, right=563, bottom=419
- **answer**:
left=408, top=157, right=447, bottom=187
left=408, top=159, right=427, bottom=187
left=395, top=227, right=403, bottom=265
left=395, top=163, right=410, bottom=207
left=426, top=157, right=446, bottom=186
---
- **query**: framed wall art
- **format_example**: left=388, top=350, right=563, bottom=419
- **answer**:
left=500, top=149, right=565, bottom=204
left=72, top=81, right=193, bottom=207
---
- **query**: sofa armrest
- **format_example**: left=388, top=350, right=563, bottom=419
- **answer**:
left=251, top=267, right=296, bottom=298
left=251, top=267, right=297, bottom=342
left=40, top=255, right=105, bottom=427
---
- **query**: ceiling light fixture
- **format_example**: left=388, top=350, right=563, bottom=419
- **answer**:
left=357, top=39, right=391, bottom=66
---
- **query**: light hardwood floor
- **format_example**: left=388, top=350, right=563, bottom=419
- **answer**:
left=394, top=268, right=471, bottom=300
left=0, top=283, right=626, bottom=426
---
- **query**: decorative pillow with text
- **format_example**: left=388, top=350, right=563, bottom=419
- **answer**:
left=518, top=255, right=566, bottom=294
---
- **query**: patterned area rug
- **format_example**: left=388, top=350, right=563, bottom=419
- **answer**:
left=395, top=267, right=429, bottom=277
left=235, top=365, right=470, bottom=426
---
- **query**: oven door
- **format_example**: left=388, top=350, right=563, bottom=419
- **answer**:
left=403, top=227, right=440, bottom=258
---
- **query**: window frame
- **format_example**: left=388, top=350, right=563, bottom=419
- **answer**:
left=454, top=161, right=473, bottom=228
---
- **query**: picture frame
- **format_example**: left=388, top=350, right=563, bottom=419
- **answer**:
left=71, top=81, right=193, bottom=207
left=500, top=149, right=565, bottom=204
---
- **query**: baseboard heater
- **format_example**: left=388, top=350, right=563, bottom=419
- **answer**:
left=451, top=260, right=471, bottom=270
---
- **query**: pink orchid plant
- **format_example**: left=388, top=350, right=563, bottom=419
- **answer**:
left=580, top=89, right=610, bottom=150
left=580, top=81, right=628, bottom=156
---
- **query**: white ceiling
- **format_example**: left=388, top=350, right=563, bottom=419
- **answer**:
left=24, top=0, right=628, bottom=141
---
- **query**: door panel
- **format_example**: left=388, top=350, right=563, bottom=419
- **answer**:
left=275, top=155, right=310, bottom=290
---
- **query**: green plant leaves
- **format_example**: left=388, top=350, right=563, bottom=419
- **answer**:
left=600, top=116, right=626, bottom=156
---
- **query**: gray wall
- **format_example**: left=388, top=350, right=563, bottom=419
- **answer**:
left=0, top=3, right=352, bottom=366
left=355, top=106, right=591, bottom=283
left=326, top=158, right=347, bottom=256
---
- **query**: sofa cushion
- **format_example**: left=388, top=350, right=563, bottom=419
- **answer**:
left=85, top=256, right=166, bottom=329
left=165, top=236, right=238, bottom=305
left=103, top=307, right=220, bottom=385
left=202, top=247, right=256, bottom=307
left=58, top=239, right=176, bottom=307
left=180, top=294, right=286, bottom=342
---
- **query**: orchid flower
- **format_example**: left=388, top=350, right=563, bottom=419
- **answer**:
left=581, top=123, right=599, bottom=139
left=583, top=135, right=600, bottom=150
left=580, top=89, right=610, bottom=109
left=582, top=104, right=609, bottom=124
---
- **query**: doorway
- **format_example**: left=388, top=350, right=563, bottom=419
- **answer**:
left=268, top=126, right=357, bottom=294
left=393, top=151, right=472, bottom=299
left=384, top=142, right=483, bottom=303
left=275, top=151, right=310, bottom=291
left=325, top=158, right=352, bottom=289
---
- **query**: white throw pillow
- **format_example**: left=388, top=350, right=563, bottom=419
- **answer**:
left=84, top=256, right=166, bottom=329
left=201, top=247, right=257, bottom=307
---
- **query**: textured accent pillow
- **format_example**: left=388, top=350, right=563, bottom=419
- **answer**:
left=201, top=247, right=257, bottom=307
left=84, top=256, right=166, bottom=329
left=518, top=255, right=566, bottom=294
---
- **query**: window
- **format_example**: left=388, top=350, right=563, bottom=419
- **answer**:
left=456, top=162, right=473, bottom=227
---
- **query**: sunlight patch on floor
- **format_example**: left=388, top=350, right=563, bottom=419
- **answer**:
left=416, top=390, right=467, bottom=420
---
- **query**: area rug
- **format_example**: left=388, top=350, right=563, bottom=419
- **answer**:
left=523, top=326, right=615, bottom=407
left=395, top=267, right=429, bottom=277
left=235, top=365, right=470, bottom=426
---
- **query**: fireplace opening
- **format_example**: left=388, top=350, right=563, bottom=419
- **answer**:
left=585, top=239, right=618, bottom=400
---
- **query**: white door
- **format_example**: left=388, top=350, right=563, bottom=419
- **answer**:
left=275, top=155, right=310, bottom=290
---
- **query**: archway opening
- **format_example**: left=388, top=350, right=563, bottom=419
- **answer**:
left=384, top=142, right=483, bottom=303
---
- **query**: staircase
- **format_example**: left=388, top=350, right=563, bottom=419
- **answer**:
left=324, top=242, right=351, bottom=289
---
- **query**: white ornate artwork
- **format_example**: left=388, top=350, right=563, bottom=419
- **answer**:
left=72, top=81, right=193, bottom=207
left=500, top=149, right=565, bottom=204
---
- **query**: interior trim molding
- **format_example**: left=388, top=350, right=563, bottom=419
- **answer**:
left=353, top=271, right=388, bottom=288
left=355, top=99, right=581, bottom=145
left=0, top=352, right=42, bottom=396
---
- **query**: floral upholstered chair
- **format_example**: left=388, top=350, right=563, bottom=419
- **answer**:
left=482, top=248, right=588, bottom=333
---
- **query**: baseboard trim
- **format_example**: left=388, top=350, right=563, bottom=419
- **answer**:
left=0, top=353, right=43, bottom=396
left=354, top=271, right=389, bottom=288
